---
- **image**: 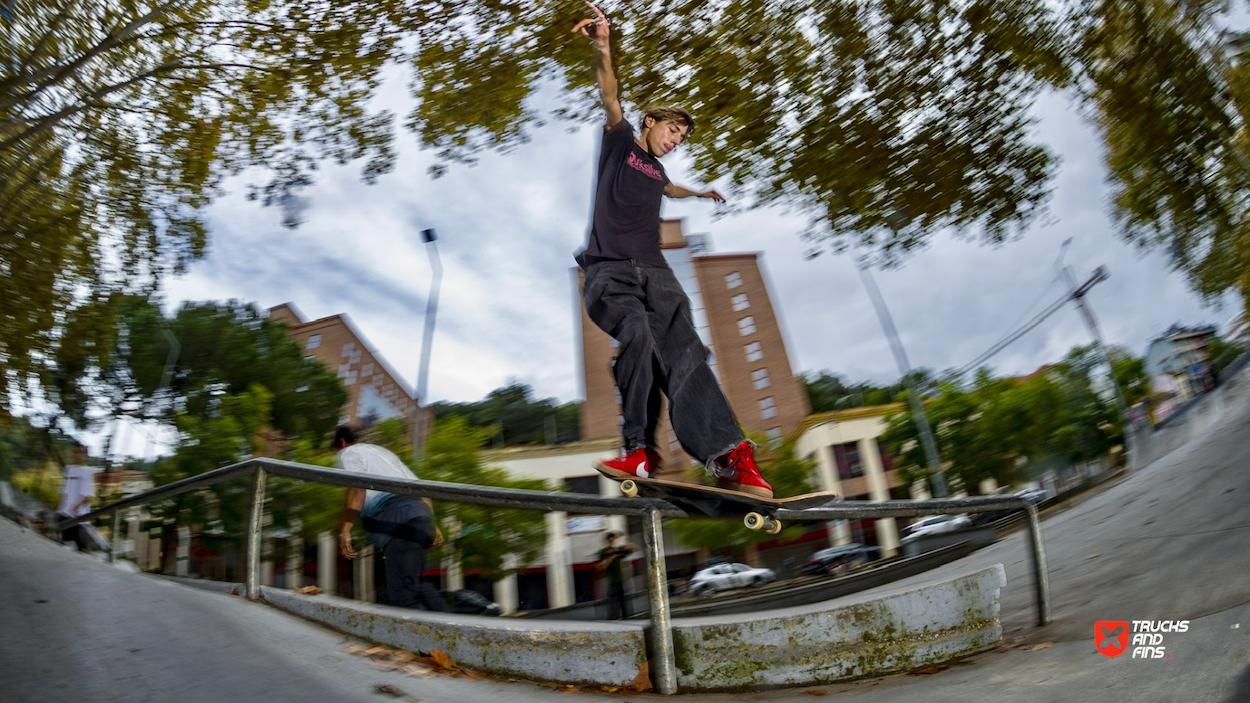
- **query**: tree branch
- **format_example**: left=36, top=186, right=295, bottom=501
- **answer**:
left=0, top=0, right=185, bottom=111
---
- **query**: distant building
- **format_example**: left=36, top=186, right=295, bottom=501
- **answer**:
left=1144, top=324, right=1217, bottom=404
left=577, top=219, right=811, bottom=468
left=267, top=303, right=427, bottom=434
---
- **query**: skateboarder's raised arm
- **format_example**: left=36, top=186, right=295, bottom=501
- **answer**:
left=571, top=1, right=624, bottom=129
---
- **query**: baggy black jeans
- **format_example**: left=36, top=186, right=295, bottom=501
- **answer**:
left=606, top=582, right=630, bottom=620
left=367, top=514, right=448, bottom=612
left=582, top=259, right=744, bottom=474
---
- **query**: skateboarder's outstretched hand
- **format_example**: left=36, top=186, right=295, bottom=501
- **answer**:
left=571, top=1, right=610, bottom=46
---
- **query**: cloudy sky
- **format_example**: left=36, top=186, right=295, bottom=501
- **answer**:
left=162, top=75, right=1229, bottom=409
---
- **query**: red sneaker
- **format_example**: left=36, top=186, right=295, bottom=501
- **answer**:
left=597, top=447, right=660, bottom=479
left=715, top=441, right=773, bottom=498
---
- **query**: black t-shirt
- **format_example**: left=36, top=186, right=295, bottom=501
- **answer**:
left=598, top=545, right=628, bottom=585
left=576, top=120, right=671, bottom=268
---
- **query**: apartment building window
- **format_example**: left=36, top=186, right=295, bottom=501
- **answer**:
left=833, top=442, right=864, bottom=480
left=725, top=271, right=743, bottom=289
left=759, top=396, right=777, bottom=420
left=304, top=355, right=315, bottom=362
left=752, top=368, right=771, bottom=390
left=305, top=334, right=321, bottom=350
left=731, top=293, right=750, bottom=312
left=745, top=341, right=764, bottom=362
left=877, top=440, right=896, bottom=472
left=738, top=316, right=756, bottom=336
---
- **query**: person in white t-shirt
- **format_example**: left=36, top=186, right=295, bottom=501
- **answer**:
left=56, top=444, right=96, bottom=550
left=332, top=425, right=446, bottom=611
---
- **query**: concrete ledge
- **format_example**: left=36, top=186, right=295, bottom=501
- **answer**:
left=669, top=564, right=1007, bottom=692
left=260, top=586, right=647, bottom=687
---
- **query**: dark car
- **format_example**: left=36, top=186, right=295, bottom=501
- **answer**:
left=802, top=543, right=876, bottom=576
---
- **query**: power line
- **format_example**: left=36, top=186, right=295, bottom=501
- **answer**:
left=956, top=291, right=1075, bottom=376
left=956, top=267, right=1110, bottom=377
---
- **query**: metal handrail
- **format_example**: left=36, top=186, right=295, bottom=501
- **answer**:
left=55, top=457, right=1051, bottom=695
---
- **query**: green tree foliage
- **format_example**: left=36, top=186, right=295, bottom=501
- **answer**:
left=1205, top=334, right=1247, bottom=377
left=50, top=297, right=344, bottom=442
left=1, top=0, right=428, bottom=407
left=666, top=435, right=817, bottom=552
left=0, top=415, right=80, bottom=481
left=430, top=383, right=581, bottom=447
left=10, top=463, right=65, bottom=510
left=882, top=345, right=1136, bottom=493
left=417, top=416, right=548, bottom=581
left=801, top=369, right=941, bottom=413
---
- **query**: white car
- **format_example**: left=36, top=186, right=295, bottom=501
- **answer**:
left=687, top=562, right=775, bottom=598
left=900, top=514, right=972, bottom=542
left=1014, top=488, right=1049, bottom=503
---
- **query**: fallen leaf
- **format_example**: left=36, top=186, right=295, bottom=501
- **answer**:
left=364, top=645, right=392, bottom=659
left=599, top=686, right=621, bottom=693
left=1086, top=553, right=1102, bottom=560
left=393, top=650, right=416, bottom=664
left=909, top=666, right=948, bottom=675
left=403, top=664, right=436, bottom=678
left=462, top=669, right=489, bottom=680
left=1025, top=642, right=1054, bottom=652
left=807, top=690, right=829, bottom=695
left=431, top=649, right=455, bottom=670
left=347, top=645, right=370, bottom=655
left=559, top=685, right=578, bottom=693
left=227, top=588, right=240, bottom=596
left=540, top=683, right=563, bottom=690
left=299, top=585, right=321, bottom=595
left=628, top=662, right=653, bottom=693
left=373, top=661, right=404, bottom=671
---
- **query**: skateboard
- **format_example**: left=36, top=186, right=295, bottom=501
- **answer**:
left=597, top=470, right=839, bottom=534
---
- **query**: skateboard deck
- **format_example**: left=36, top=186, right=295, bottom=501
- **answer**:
left=596, top=469, right=839, bottom=534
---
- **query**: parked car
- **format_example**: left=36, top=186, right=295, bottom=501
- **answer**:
left=687, top=562, right=775, bottom=598
left=1014, top=487, right=1049, bottom=503
left=899, top=514, right=972, bottom=542
left=446, top=589, right=503, bottom=616
left=802, top=543, right=877, bottom=576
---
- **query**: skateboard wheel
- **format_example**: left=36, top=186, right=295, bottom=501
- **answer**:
left=620, top=480, right=638, bottom=498
left=744, top=512, right=765, bottom=530
left=765, top=519, right=783, bottom=535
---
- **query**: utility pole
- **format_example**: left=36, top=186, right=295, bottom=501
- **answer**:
left=411, top=228, right=442, bottom=466
left=1055, top=240, right=1134, bottom=465
left=855, top=259, right=949, bottom=498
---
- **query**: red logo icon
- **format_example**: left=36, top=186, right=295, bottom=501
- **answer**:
left=1095, top=621, right=1130, bottom=658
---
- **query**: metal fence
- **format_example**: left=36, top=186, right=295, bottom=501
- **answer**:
left=56, top=457, right=1050, bottom=696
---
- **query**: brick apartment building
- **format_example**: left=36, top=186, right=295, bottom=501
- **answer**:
left=267, top=303, right=425, bottom=433
left=578, top=220, right=811, bottom=469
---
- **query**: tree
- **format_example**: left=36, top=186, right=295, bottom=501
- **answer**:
left=1077, top=0, right=1248, bottom=307
left=430, top=382, right=582, bottom=447
left=416, top=417, right=548, bottom=582
left=666, top=435, right=817, bottom=554
left=50, top=297, right=345, bottom=444
left=1, top=0, right=423, bottom=407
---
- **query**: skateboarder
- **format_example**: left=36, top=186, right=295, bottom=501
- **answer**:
left=571, top=1, right=772, bottom=497
left=596, top=531, right=637, bottom=619
left=332, top=425, right=447, bottom=611
left=55, top=443, right=96, bottom=550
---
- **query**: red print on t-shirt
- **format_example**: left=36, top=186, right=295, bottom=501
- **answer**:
left=626, top=151, right=664, bottom=181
